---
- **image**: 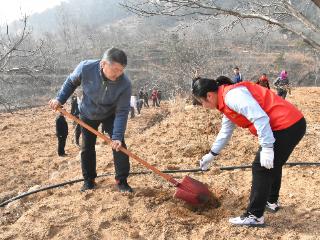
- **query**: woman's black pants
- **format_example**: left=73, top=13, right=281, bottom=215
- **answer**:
left=246, top=117, right=306, bottom=217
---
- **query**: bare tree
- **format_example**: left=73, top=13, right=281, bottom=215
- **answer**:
left=122, top=0, right=320, bottom=52
left=0, top=16, right=31, bottom=111
left=0, top=16, right=51, bottom=112
left=0, top=16, right=29, bottom=71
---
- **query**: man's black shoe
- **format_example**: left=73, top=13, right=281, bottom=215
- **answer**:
left=116, top=179, right=133, bottom=193
left=80, top=179, right=96, bottom=192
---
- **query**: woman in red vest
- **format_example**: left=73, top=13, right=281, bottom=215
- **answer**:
left=192, top=76, right=306, bottom=227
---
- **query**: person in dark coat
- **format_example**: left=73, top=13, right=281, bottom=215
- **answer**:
left=71, top=93, right=81, bottom=146
left=143, top=88, right=149, bottom=107
left=70, top=93, right=78, bottom=116
left=136, top=99, right=143, bottom=114
left=138, top=88, right=144, bottom=101
left=56, top=113, right=68, bottom=156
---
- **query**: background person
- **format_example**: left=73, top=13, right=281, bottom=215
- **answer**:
left=273, top=70, right=290, bottom=99
left=56, top=113, right=68, bottom=157
left=151, top=88, right=159, bottom=107
left=143, top=88, right=149, bottom=107
left=232, top=66, right=243, bottom=83
left=70, top=92, right=81, bottom=146
left=136, top=98, right=144, bottom=115
left=256, top=73, right=270, bottom=89
left=130, top=95, right=137, bottom=119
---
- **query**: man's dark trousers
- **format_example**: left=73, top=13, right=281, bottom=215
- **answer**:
left=80, top=114, right=130, bottom=181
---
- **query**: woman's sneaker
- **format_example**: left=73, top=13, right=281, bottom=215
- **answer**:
left=229, top=213, right=265, bottom=227
left=266, top=201, right=280, bottom=213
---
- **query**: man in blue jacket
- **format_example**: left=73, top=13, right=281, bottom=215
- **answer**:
left=49, top=47, right=133, bottom=192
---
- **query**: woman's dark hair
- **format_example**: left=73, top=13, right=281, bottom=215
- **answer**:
left=192, top=76, right=233, bottom=99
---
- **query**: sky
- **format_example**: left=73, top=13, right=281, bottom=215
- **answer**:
left=0, top=0, right=67, bottom=24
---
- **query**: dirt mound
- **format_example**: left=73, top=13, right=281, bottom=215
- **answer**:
left=0, top=88, right=320, bottom=239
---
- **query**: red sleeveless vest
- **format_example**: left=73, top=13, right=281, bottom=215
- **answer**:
left=217, top=82, right=303, bottom=136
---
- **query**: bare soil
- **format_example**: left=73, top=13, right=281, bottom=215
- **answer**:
left=0, top=87, right=319, bottom=240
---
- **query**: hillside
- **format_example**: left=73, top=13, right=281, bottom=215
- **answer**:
left=0, top=87, right=319, bottom=239
left=2, top=0, right=320, bottom=113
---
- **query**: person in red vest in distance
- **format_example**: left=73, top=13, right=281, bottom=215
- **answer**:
left=256, top=73, right=270, bottom=89
left=192, top=76, right=306, bottom=227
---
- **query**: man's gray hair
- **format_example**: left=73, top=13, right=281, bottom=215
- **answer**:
left=102, top=47, right=127, bottom=67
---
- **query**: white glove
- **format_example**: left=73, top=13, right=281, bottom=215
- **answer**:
left=199, top=152, right=215, bottom=171
left=260, top=147, right=274, bottom=169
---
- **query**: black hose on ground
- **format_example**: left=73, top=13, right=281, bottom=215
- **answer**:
left=0, top=170, right=190, bottom=207
left=0, top=178, right=89, bottom=208
left=1, top=162, right=319, bottom=207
